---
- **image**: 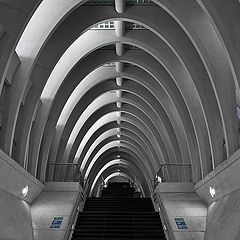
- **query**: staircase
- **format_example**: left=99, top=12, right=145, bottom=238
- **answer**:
left=71, top=183, right=166, bottom=240
left=101, top=182, right=135, bottom=198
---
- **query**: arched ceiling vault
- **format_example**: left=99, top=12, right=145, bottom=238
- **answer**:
left=0, top=0, right=239, bottom=195
left=87, top=153, right=150, bottom=194
left=90, top=162, right=149, bottom=197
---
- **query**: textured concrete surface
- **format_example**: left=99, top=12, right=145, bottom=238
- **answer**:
left=0, top=188, right=33, bottom=240
left=204, top=189, right=240, bottom=240
left=195, top=148, right=240, bottom=204
left=0, top=149, right=43, bottom=202
left=195, top=150, right=240, bottom=240
left=154, top=183, right=207, bottom=240
left=31, top=182, right=84, bottom=240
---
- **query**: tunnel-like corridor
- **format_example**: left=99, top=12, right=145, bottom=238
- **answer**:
left=1, top=0, right=240, bottom=240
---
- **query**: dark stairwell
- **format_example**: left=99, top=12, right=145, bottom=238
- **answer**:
left=71, top=182, right=166, bottom=240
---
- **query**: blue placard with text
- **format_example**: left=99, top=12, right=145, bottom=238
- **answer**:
left=174, top=218, right=188, bottom=229
left=50, top=217, right=64, bottom=229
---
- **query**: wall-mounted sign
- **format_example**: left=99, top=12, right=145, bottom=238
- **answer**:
left=174, top=218, right=188, bottom=229
left=50, top=216, right=64, bottom=229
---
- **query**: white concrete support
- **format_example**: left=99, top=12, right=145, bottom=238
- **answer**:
left=116, top=90, right=122, bottom=98
left=116, top=101, right=122, bottom=108
left=116, top=63, right=124, bottom=73
left=5, top=51, right=21, bottom=86
left=116, top=111, right=121, bottom=118
left=116, top=76, right=123, bottom=86
left=115, top=0, right=126, bottom=13
left=115, top=20, right=125, bottom=37
left=116, top=42, right=124, bottom=56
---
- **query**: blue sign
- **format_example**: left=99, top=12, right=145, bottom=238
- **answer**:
left=174, top=218, right=188, bottom=229
left=50, top=217, right=64, bottom=229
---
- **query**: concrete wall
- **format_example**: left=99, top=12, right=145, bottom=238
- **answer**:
left=0, top=149, right=85, bottom=240
left=195, top=148, right=240, bottom=240
left=154, top=182, right=207, bottom=240
left=31, top=182, right=84, bottom=240
left=0, top=187, right=33, bottom=240
left=0, top=149, right=44, bottom=240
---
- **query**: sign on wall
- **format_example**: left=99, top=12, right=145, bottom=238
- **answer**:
left=174, top=218, right=188, bottom=229
left=50, top=216, right=64, bottom=229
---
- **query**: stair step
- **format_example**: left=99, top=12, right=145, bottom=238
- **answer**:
left=71, top=190, right=166, bottom=240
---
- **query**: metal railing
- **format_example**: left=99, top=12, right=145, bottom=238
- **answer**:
left=46, top=163, right=88, bottom=189
left=84, top=0, right=153, bottom=5
left=152, top=163, right=192, bottom=189
left=65, top=179, right=90, bottom=240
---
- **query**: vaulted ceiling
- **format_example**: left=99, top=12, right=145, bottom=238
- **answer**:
left=0, top=0, right=240, bottom=196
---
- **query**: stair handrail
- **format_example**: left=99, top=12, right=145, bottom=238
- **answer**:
left=156, top=163, right=192, bottom=184
left=63, top=190, right=82, bottom=240
left=46, top=163, right=78, bottom=182
left=64, top=181, right=88, bottom=240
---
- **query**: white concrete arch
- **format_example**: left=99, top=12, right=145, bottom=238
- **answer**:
left=85, top=145, right=152, bottom=191
left=70, top=118, right=160, bottom=173
left=77, top=128, right=157, bottom=177
left=83, top=140, right=153, bottom=180
left=151, top=0, right=238, bottom=156
left=196, top=0, right=240, bottom=104
left=0, top=0, right=236, bottom=184
left=52, top=86, right=171, bottom=169
left=82, top=136, right=154, bottom=180
left=67, top=112, right=165, bottom=173
left=89, top=161, right=146, bottom=196
left=3, top=5, right=218, bottom=182
left=48, top=63, right=187, bottom=168
left=53, top=81, right=181, bottom=170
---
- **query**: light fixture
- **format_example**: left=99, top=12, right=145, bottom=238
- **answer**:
left=22, top=185, right=29, bottom=197
left=116, top=102, right=121, bottom=108
left=157, top=176, right=162, bottom=183
left=209, top=186, right=216, bottom=198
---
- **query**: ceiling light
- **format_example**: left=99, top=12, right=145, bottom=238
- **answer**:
left=209, top=186, right=216, bottom=198
left=116, top=102, right=121, bottom=108
left=22, top=185, right=29, bottom=197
